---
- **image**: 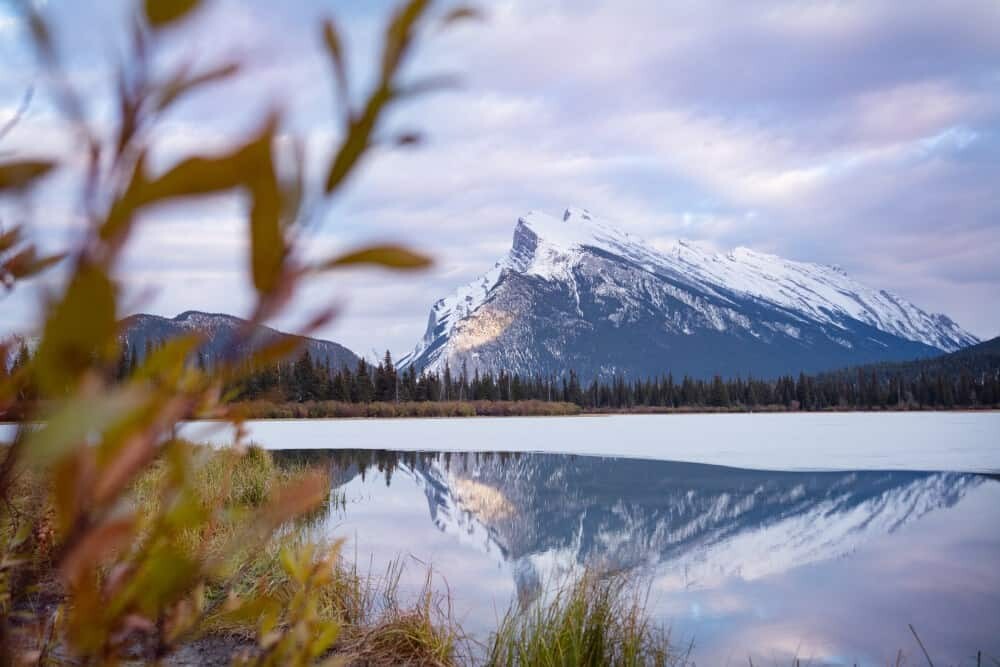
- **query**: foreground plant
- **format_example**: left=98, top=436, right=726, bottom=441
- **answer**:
left=0, top=0, right=478, bottom=662
left=486, top=572, right=685, bottom=667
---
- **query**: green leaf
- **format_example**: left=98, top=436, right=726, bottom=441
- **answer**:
left=0, top=160, right=56, bottom=192
left=144, top=0, right=202, bottom=29
left=317, top=244, right=432, bottom=271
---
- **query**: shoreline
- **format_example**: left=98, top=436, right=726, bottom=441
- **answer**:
left=2, top=403, right=999, bottom=425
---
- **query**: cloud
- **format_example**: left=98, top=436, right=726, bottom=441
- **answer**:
left=2, top=0, right=999, bottom=354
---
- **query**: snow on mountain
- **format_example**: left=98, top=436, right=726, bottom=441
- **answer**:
left=403, top=208, right=977, bottom=379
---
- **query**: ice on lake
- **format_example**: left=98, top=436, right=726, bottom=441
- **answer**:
left=176, top=412, right=1000, bottom=473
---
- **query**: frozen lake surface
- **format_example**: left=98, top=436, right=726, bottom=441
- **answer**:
left=175, top=411, right=1000, bottom=473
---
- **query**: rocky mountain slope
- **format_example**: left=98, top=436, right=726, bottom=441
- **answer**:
left=120, top=311, right=359, bottom=369
left=403, top=208, right=977, bottom=379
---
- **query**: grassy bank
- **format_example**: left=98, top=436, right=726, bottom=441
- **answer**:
left=6, top=401, right=996, bottom=425
left=223, top=400, right=998, bottom=420
left=132, top=447, right=467, bottom=663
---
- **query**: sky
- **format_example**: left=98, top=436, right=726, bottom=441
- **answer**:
left=1, top=0, right=999, bottom=359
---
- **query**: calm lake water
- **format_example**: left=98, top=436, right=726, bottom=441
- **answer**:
left=203, top=413, right=998, bottom=666
left=5, top=413, right=1000, bottom=663
left=282, top=449, right=1000, bottom=666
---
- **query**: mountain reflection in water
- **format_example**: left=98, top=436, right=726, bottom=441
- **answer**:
left=276, top=450, right=1000, bottom=665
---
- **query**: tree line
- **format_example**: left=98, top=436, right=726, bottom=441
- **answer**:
left=222, top=346, right=1000, bottom=410
left=7, top=339, right=997, bottom=410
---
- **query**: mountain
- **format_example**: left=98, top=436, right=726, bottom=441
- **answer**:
left=819, top=334, right=1000, bottom=385
left=402, top=208, right=978, bottom=379
left=120, top=311, right=359, bottom=369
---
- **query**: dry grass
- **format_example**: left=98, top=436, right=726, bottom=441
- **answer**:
left=130, top=444, right=468, bottom=665
left=231, top=400, right=582, bottom=420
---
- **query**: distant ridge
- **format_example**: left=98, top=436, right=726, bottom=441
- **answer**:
left=818, top=335, right=1000, bottom=384
left=120, top=311, right=359, bottom=369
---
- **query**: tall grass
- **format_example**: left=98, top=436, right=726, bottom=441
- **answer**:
left=486, top=572, right=685, bottom=667
left=128, top=444, right=467, bottom=664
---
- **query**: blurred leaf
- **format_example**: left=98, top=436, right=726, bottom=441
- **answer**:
left=101, top=128, right=254, bottom=245
left=0, top=160, right=56, bottom=192
left=125, top=119, right=288, bottom=294
left=246, top=128, right=285, bottom=295
left=133, top=333, right=203, bottom=383
left=144, top=0, right=203, bottom=29
left=394, top=131, right=423, bottom=146
left=440, top=6, right=483, bottom=27
left=324, top=87, right=389, bottom=194
left=321, top=19, right=349, bottom=117
left=392, top=73, right=462, bottom=99
left=157, top=62, right=240, bottom=111
left=381, top=0, right=430, bottom=82
left=2, top=247, right=66, bottom=281
left=311, top=622, right=341, bottom=658
left=60, top=517, right=135, bottom=584
left=0, top=226, right=21, bottom=252
left=34, top=263, right=117, bottom=395
left=117, top=545, right=200, bottom=619
left=263, top=470, right=327, bottom=527
left=140, top=151, right=245, bottom=203
left=25, top=387, right=147, bottom=466
left=245, top=336, right=305, bottom=368
left=318, top=244, right=432, bottom=271
left=279, top=545, right=305, bottom=582
left=279, top=138, right=306, bottom=228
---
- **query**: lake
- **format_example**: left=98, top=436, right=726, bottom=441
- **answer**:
left=287, top=450, right=1000, bottom=666
left=194, top=413, right=999, bottom=665
left=4, top=413, right=1000, bottom=663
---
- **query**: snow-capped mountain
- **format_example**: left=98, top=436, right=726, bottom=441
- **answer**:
left=403, top=208, right=977, bottom=378
left=120, top=311, right=359, bottom=369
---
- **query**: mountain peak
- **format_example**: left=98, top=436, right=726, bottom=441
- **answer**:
left=403, top=209, right=978, bottom=378
left=562, top=207, right=592, bottom=222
